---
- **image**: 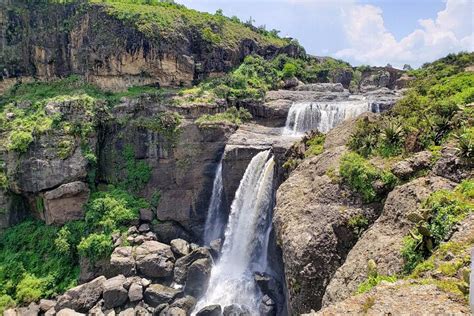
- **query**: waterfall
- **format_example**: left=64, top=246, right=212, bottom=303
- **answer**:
left=194, top=150, right=275, bottom=314
left=283, top=99, right=375, bottom=135
left=203, top=160, right=224, bottom=245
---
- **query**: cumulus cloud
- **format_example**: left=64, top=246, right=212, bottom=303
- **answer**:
left=335, top=0, right=474, bottom=67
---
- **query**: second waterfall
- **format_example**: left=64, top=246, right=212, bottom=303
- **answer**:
left=195, top=150, right=276, bottom=314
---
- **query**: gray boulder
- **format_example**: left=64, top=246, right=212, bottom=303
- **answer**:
left=56, top=276, right=106, bottom=312
left=174, top=247, right=212, bottom=284
left=144, top=284, right=181, bottom=307
left=196, top=305, right=222, bottom=316
left=184, top=258, right=212, bottom=298
left=128, top=282, right=144, bottom=302
left=136, top=241, right=175, bottom=278
left=223, top=304, right=251, bottom=316
left=109, top=246, right=136, bottom=277
left=103, top=275, right=128, bottom=309
left=170, top=239, right=190, bottom=258
left=169, top=295, right=197, bottom=313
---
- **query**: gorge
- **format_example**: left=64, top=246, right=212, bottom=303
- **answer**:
left=0, top=1, right=473, bottom=316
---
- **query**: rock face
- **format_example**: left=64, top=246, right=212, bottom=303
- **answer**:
left=42, top=181, right=90, bottom=225
left=273, top=119, right=383, bottom=314
left=311, top=282, right=470, bottom=316
left=1, top=2, right=301, bottom=92
left=322, top=176, right=456, bottom=306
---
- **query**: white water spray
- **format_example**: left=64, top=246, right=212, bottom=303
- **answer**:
left=194, top=150, right=275, bottom=314
left=203, top=160, right=224, bottom=245
left=283, top=99, right=377, bottom=135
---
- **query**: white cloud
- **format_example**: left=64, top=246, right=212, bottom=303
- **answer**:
left=335, top=0, right=474, bottom=68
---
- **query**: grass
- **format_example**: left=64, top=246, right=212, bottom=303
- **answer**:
left=304, top=133, right=325, bottom=158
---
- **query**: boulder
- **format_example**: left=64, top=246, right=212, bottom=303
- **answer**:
left=103, top=275, right=128, bottom=309
left=196, top=305, right=222, bottom=316
left=42, top=181, right=90, bottom=225
left=322, top=176, right=456, bottom=306
left=56, top=276, right=106, bottom=313
left=165, top=307, right=186, bottom=316
left=143, top=284, right=181, bottom=307
left=39, top=299, right=57, bottom=312
left=209, top=239, right=222, bottom=259
left=431, top=146, right=474, bottom=182
left=222, top=304, right=251, bottom=316
left=128, top=282, right=144, bottom=302
left=391, top=151, right=432, bottom=179
left=135, top=241, right=175, bottom=278
left=118, top=308, right=135, bottom=316
left=152, top=221, right=193, bottom=244
left=56, top=308, right=86, bottom=316
left=174, top=247, right=212, bottom=284
left=138, top=223, right=151, bottom=233
left=170, top=239, right=191, bottom=258
left=140, top=208, right=154, bottom=222
left=184, top=258, right=212, bottom=298
left=109, top=246, right=136, bottom=277
left=169, top=295, right=197, bottom=313
left=259, top=295, right=276, bottom=316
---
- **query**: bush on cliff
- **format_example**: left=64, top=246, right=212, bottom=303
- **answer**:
left=339, top=152, right=397, bottom=203
left=196, top=106, right=252, bottom=126
left=401, top=180, right=474, bottom=273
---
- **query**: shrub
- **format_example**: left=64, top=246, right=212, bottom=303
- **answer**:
left=339, top=152, right=397, bottom=203
left=456, top=127, right=474, bottom=159
left=282, top=62, right=298, bottom=79
left=401, top=180, right=474, bottom=273
left=196, top=107, right=252, bottom=126
left=0, top=295, right=15, bottom=314
left=348, top=214, right=369, bottom=237
left=15, top=274, right=47, bottom=304
left=122, top=145, right=152, bottom=193
left=304, top=133, right=325, bottom=158
left=8, top=131, right=33, bottom=153
left=0, top=172, right=8, bottom=190
left=77, top=233, right=114, bottom=263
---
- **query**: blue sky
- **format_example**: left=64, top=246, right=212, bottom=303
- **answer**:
left=177, top=0, right=473, bottom=68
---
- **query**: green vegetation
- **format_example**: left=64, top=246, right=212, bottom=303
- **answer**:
left=339, top=152, right=397, bottom=203
left=122, top=145, right=152, bottom=193
left=304, top=133, right=325, bottom=158
left=89, top=0, right=290, bottom=49
left=131, top=111, right=182, bottom=144
left=176, top=54, right=353, bottom=105
left=348, top=214, right=369, bottom=237
left=196, top=107, right=252, bottom=126
left=401, top=180, right=474, bottom=273
left=349, top=52, right=474, bottom=159
left=0, top=172, right=8, bottom=190
left=357, top=274, right=397, bottom=294
left=0, top=187, right=148, bottom=310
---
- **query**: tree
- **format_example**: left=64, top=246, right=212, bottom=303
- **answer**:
left=403, top=64, right=413, bottom=71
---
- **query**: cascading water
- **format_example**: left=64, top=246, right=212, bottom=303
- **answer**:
left=203, top=160, right=224, bottom=245
left=194, top=150, right=275, bottom=314
left=283, top=99, right=378, bottom=135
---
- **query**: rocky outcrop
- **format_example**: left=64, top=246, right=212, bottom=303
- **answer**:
left=322, top=176, right=456, bottom=306
left=273, top=117, right=383, bottom=314
left=310, top=282, right=470, bottom=316
left=42, top=181, right=90, bottom=225
left=1, top=2, right=302, bottom=92
left=55, top=276, right=106, bottom=313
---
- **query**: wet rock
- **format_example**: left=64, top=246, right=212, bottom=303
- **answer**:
left=254, top=272, right=283, bottom=313
left=259, top=295, right=276, bottom=316
left=56, top=276, right=106, bottom=312
left=42, top=181, right=90, bottom=225
left=170, top=239, right=191, bottom=258
left=135, top=241, right=175, bottom=278
left=196, top=305, right=222, bottom=316
left=174, top=247, right=212, bottom=284
left=209, top=239, right=222, bottom=258
left=110, top=246, right=136, bottom=277
left=184, top=258, right=212, bottom=297
left=169, top=295, right=197, bottom=313
left=103, top=275, right=128, bottom=309
left=223, top=304, right=251, bottom=316
left=129, top=282, right=144, bottom=302
left=140, top=208, right=154, bottom=222
left=144, top=284, right=181, bottom=307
